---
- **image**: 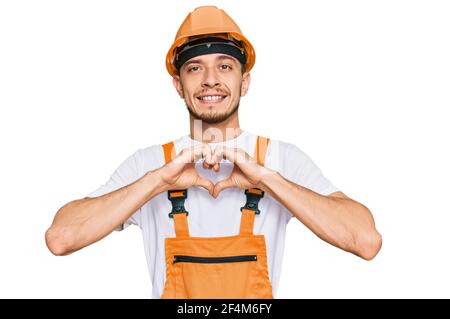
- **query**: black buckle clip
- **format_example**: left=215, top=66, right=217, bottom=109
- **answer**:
left=240, top=188, right=265, bottom=215
left=168, top=189, right=189, bottom=218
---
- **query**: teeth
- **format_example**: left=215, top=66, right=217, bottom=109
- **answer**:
left=199, top=95, right=224, bottom=101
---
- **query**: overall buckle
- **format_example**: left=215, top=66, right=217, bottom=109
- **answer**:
left=168, top=189, right=189, bottom=218
left=240, top=188, right=264, bottom=215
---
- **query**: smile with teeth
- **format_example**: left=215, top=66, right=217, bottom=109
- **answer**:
left=197, top=95, right=226, bottom=103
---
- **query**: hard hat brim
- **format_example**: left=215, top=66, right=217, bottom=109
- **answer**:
left=166, top=32, right=255, bottom=76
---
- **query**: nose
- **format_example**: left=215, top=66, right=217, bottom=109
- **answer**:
left=201, top=67, right=220, bottom=88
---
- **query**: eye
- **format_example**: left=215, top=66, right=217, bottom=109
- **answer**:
left=187, top=65, right=201, bottom=72
left=220, top=64, right=232, bottom=70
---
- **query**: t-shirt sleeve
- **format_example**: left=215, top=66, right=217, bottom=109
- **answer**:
left=278, top=143, right=340, bottom=219
left=86, top=149, right=144, bottom=230
left=284, top=143, right=339, bottom=195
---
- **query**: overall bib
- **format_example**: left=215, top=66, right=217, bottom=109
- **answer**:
left=160, top=136, right=273, bottom=299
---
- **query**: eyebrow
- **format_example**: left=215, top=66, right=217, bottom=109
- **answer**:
left=216, top=55, right=239, bottom=63
left=183, top=55, right=239, bottom=67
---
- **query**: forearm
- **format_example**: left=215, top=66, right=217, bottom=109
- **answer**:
left=46, top=169, right=165, bottom=256
left=260, top=170, right=382, bottom=260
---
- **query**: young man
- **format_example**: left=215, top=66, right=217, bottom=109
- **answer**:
left=45, top=6, right=382, bottom=298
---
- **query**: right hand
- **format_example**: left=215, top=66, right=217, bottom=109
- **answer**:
left=155, top=144, right=220, bottom=195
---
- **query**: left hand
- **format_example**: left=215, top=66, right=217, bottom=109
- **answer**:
left=210, top=146, right=276, bottom=198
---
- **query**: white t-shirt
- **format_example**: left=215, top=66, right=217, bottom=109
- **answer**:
left=87, top=130, right=339, bottom=298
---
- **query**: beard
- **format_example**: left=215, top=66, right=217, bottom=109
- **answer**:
left=185, top=99, right=240, bottom=124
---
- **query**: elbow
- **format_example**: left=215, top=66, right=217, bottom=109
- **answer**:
left=357, top=230, right=383, bottom=261
left=45, top=200, right=86, bottom=256
left=45, top=226, right=75, bottom=256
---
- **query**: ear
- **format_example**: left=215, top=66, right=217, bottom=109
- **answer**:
left=240, top=72, right=251, bottom=97
left=172, top=75, right=184, bottom=99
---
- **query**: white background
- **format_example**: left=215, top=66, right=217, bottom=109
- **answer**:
left=1, top=0, right=449, bottom=298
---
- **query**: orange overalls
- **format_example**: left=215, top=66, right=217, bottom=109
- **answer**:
left=160, top=136, right=273, bottom=299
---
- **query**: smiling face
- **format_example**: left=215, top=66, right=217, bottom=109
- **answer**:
left=173, top=53, right=251, bottom=124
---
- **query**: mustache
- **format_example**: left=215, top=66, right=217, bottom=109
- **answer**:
left=195, top=88, right=230, bottom=96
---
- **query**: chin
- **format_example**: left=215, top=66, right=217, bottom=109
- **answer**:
left=186, top=99, right=239, bottom=123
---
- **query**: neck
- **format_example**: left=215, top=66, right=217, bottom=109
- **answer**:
left=189, top=111, right=242, bottom=143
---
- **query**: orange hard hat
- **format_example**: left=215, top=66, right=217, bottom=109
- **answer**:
left=165, top=6, right=256, bottom=76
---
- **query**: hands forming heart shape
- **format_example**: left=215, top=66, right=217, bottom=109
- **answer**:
left=157, top=144, right=275, bottom=198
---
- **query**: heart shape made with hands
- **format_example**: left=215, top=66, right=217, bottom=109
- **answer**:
left=175, top=144, right=270, bottom=198
left=202, top=145, right=263, bottom=198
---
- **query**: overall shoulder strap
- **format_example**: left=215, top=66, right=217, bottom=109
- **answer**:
left=240, top=135, right=270, bottom=235
left=162, top=141, right=176, bottom=164
left=162, top=141, right=190, bottom=238
left=254, top=135, right=270, bottom=166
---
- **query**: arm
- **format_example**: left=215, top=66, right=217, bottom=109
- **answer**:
left=261, top=172, right=382, bottom=260
left=45, top=170, right=165, bottom=256
left=212, top=146, right=382, bottom=261
left=45, top=144, right=215, bottom=256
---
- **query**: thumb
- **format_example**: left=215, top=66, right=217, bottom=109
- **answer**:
left=194, top=176, right=214, bottom=195
left=212, top=178, right=235, bottom=198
